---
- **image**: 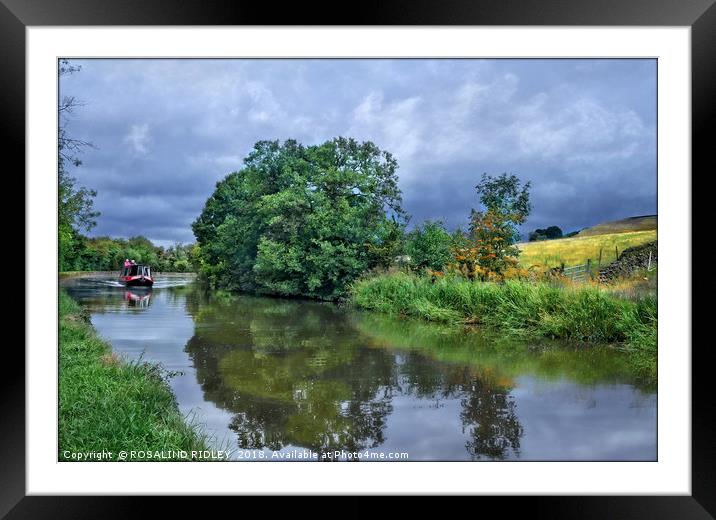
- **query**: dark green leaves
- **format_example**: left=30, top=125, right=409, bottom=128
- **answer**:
left=193, top=138, right=405, bottom=299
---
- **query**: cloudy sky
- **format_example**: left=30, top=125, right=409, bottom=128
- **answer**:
left=60, top=59, right=656, bottom=247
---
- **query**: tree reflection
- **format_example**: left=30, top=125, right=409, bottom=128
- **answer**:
left=184, top=294, right=396, bottom=456
left=183, top=288, right=526, bottom=460
left=459, top=369, right=522, bottom=460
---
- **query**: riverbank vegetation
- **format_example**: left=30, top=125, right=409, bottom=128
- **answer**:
left=60, top=234, right=197, bottom=273
left=350, top=272, right=656, bottom=381
left=59, top=291, right=212, bottom=460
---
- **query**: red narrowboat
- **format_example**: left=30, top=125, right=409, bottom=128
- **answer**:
left=119, top=263, right=154, bottom=287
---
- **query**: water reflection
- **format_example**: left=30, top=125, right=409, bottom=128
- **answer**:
left=183, top=289, right=654, bottom=461
left=184, top=295, right=394, bottom=457
left=125, top=289, right=152, bottom=308
left=62, top=278, right=657, bottom=461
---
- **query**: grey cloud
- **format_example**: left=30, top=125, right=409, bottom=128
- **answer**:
left=61, top=58, right=656, bottom=244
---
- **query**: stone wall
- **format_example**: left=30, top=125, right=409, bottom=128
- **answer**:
left=598, top=241, right=657, bottom=283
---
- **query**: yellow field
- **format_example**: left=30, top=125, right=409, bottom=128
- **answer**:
left=518, top=229, right=657, bottom=268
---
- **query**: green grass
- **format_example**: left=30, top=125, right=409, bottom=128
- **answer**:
left=59, top=291, right=215, bottom=461
left=518, top=229, right=657, bottom=268
left=350, top=272, right=657, bottom=382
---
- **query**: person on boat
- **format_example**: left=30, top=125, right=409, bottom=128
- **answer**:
left=130, top=259, right=136, bottom=265
left=124, top=259, right=131, bottom=268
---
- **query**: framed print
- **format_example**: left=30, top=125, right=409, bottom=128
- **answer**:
left=6, top=0, right=712, bottom=514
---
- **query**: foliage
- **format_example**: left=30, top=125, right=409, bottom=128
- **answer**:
left=365, top=217, right=406, bottom=269
left=454, top=211, right=522, bottom=280
left=405, top=220, right=454, bottom=271
left=60, top=235, right=198, bottom=272
left=528, top=225, right=563, bottom=241
left=193, top=138, right=405, bottom=300
left=450, top=173, right=531, bottom=280
left=473, top=172, right=531, bottom=229
left=59, top=291, right=213, bottom=460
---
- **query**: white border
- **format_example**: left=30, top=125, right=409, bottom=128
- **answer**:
left=27, top=27, right=691, bottom=495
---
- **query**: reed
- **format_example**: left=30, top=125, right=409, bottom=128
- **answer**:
left=350, top=272, right=657, bottom=382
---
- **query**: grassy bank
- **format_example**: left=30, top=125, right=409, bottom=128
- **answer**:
left=518, top=229, right=657, bottom=268
left=59, top=291, right=213, bottom=460
left=350, top=272, right=656, bottom=382
left=59, top=271, right=109, bottom=278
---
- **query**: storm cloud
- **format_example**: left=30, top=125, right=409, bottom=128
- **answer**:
left=60, top=59, right=656, bottom=246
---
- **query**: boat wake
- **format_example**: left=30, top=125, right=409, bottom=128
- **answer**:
left=152, top=280, right=192, bottom=289
left=64, top=277, right=193, bottom=289
left=96, top=279, right=125, bottom=287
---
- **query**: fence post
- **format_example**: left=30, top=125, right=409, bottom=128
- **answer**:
left=615, top=245, right=618, bottom=261
left=598, top=248, right=602, bottom=267
left=647, top=250, right=652, bottom=271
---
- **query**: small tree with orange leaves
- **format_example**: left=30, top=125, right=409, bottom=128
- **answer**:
left=452, top=173, right=531, bottom=281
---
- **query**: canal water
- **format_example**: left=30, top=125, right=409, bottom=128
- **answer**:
left=62, top=275, right=657, bottom=461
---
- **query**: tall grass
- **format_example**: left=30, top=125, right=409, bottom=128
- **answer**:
left=350, top=272, right=656, bottom=382
left=59, top=291, right=216, bottom=460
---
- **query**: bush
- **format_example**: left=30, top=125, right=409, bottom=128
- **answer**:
left=405, top=220, right=454, bottom=272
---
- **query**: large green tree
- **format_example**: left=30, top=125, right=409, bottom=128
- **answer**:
left=193, top=138, right=405, bottom=300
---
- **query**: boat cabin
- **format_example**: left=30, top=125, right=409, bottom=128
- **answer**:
left=121, top=264, right=152, bottom=278
left=119, top=263, right=154, bottom=287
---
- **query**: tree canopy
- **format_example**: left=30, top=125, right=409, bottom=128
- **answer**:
left=192, top=138, right=405, bottom=300
left=65, top=236, right=197, bottom=272
left=528, top=226, right=563, bottom=242
left=405, top=220, right=454, bottom=272
left=453, top=173, right=531, bottom=279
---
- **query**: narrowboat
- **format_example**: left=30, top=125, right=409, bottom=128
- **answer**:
left=119, top=263, right=154, bottom=287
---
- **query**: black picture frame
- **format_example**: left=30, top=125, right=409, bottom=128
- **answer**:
left=6, top=0, right=710, bottom=515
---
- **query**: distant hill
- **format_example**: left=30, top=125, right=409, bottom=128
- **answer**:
left=577, top=215, right=657, bottom=237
